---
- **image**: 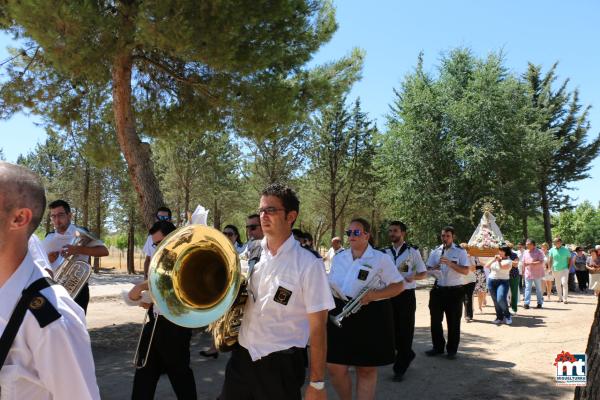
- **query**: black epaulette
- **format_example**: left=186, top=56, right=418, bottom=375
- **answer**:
left=28, top=293, right=61, bottom=328
left=378, top=247, right=390, bottom=253
left=45, top=230, right=55, bottom=237
left=408, top=243, right=419, bottom=250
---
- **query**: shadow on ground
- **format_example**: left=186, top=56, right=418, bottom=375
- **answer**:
left=91, top=322, right=574, bottom=400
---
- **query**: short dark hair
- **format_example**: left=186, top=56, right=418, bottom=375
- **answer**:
left=247, top=213, right=260, bottom=221
left=156, top=206, right=172, bottom=219
left=292, top=228, right=303, bottom=237
left=261, top=183, right=300, bottom=215
left=351, top=217, right=371, bottom=234
left=149, top=220, right=176, bottom=236
left=526, top=238, right=536, bottom=246
left=499, top=245, right=512, bottom=256
left=389, top=221, right=407, bottom=232
left=442, top=226, right=455, bottom=235
left=49, top=199, right=71, bottom=214
left=518, top=241, right=526, bottom=246
left=0, top=162, right=46, bottom=236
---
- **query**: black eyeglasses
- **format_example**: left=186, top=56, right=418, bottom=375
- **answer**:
left=152, top=241, right=161, bottom=247
left=223, top=231, right=235, bottom=237
left=246, top=224, right=260, bottom=230
left=345, top=229, right=362, bottom=237
left=258, top=207, right=285, bottom=216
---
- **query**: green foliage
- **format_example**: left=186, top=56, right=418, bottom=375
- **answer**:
left=380, top=49, right=539, bottom=247
left=553, top=201, right=600, bottom=248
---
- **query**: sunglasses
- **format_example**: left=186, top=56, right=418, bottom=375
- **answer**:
left=345, top=229, right=362, bottom=237
left=246, top=224, right=260, bottom=230
left=157, top=215, right=171, bottom=221
left=223, top=231, right=235, bottom=237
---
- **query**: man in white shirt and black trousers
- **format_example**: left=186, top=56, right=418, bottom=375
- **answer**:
left=381, top=221, right=427, bottom=381
left=43, top=199, right=109, bottom=313
left=219, top=183, right=335, bottom=400
left=0, top=162, right=100, bottom=399
left=425, top=226, right=469, bottom=360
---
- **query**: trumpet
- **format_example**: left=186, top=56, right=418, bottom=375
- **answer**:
left=330, top=270, right=383, bottom=328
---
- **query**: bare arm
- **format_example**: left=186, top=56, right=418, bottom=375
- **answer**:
left=64, top=245, right=109, bottom=258
left=305, top=310, right=328, bottom=400
left=143, top=256, right=151, bottom=279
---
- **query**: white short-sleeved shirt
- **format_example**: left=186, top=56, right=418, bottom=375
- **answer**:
left=238, top=234, right=335, bottom=361
left=426, top=244, right=469, bottom=287
left=0, top=246, right=100, bottom=399
left=381, top=243, right=426, bottom=290
left=463, top=255, right=477, bottom=284
left=488, top=259, right=513, bottom=280
left=329, top=245, right=404, bottom=299
left=142, top=235, right=155, bottom=258
left=43, top=224, right=105, bottom=271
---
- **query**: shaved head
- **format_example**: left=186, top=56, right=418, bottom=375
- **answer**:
left=0, top=162, right=46, bottom=236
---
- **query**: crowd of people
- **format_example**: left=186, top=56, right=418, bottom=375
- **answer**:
left=1, top=160, right=598, bottom=400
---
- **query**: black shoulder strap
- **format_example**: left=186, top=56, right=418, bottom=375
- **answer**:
left=0, top=277, right=58, bottom=371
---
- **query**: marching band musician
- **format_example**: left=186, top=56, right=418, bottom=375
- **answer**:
left=425, top=226, right=469, bottom=360
left=128, top=220, right=197, bottom=400
left=381, top=221, right=427, bottom=382
left=220, top=183, right=334, bottom=400
left=141, top=207, right=172, bottom=279
left=43, top=199, right=109, bottom=314
left=0, top=162, right=100, bottom=399
left=327, top=218, right=404, bottom=400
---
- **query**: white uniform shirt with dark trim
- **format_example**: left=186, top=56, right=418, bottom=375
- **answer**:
left=238, top=234, right=335, bottom=361
left=328, top=245, right=404, bottom=299
left=381, top=243, right=426, bottom=290
left=42, top=224, right=105, bottom=271
left=142, top=235, right=156, bottom=258
left=0, top=244, right=100, bottom=399
left=426, top=244, right=469, bottom=287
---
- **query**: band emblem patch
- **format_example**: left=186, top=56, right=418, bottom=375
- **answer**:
left=274, top=286, right=292, bottom=305
left=357, top=269, right=369, bottom=281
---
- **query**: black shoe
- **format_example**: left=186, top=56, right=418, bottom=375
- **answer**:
left=199, top=350, right=219, bottom=359
left=524, top=304, right=530, bottom=309
left=446, top=353, right=457, bottom=360
left=425, top=349, right=444, bottom=357
left=392, top=373, right=404, bottom=382
left=536, top=304, right=542, bottom=309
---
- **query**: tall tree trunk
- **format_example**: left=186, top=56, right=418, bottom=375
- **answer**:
left=330, top=191, right=337, bottom=239
left=93, top=172, right=102, bottom=273
left=112, top=51, right=164, bottom=229
left=82, top=162, right=90, bottom=228
left=126, top=206, right=135, bottom=274
left=575, top=300, right=600, bottom=400
left=521, top=214, right=528, bottom=240
left=540, top=183, right=552, bottom=243
left=213, top=198, right=221, bottom=230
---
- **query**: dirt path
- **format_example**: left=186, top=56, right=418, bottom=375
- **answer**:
left=88, top=289, right=597, bottom=399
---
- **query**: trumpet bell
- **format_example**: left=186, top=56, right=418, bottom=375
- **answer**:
left=148, top=225, right=241, bottom=328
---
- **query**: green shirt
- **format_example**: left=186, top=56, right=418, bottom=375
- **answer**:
left=549, top=246, right=571, bottom=272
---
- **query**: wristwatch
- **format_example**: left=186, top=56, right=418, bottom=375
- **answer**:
left=309, top=381, right=325, bottom=390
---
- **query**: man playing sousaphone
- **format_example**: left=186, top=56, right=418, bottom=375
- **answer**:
left=127, top=220, right=197, bottom=400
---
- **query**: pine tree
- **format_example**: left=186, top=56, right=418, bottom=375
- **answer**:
left=524, top=63, right=600, bottom=243
left=0, top=0, right=363, bottom=227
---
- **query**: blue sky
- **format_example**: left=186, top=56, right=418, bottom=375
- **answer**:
left=1, top=0, right=599, bottom=204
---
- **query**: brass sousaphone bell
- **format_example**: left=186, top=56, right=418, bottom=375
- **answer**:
left=148, top=224, right=242, bottom=328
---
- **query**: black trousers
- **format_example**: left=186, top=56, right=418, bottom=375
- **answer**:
left=576, top=270, right=589, bottom=291
left=462, top=282, right=476, bottom=320
left=391, top=289, right=416, bottom=374
left=428, top=285, right=464, bottom=355
left=220, top=344, right=306, bottom=400
left=74, top=282, right=90, bottom=314
left=132, top=313, right=196, bottom=400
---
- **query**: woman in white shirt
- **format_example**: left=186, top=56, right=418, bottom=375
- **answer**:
left=327, top=218, right=404, bottom=400
left=485, top=245, right=514, bottom=325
